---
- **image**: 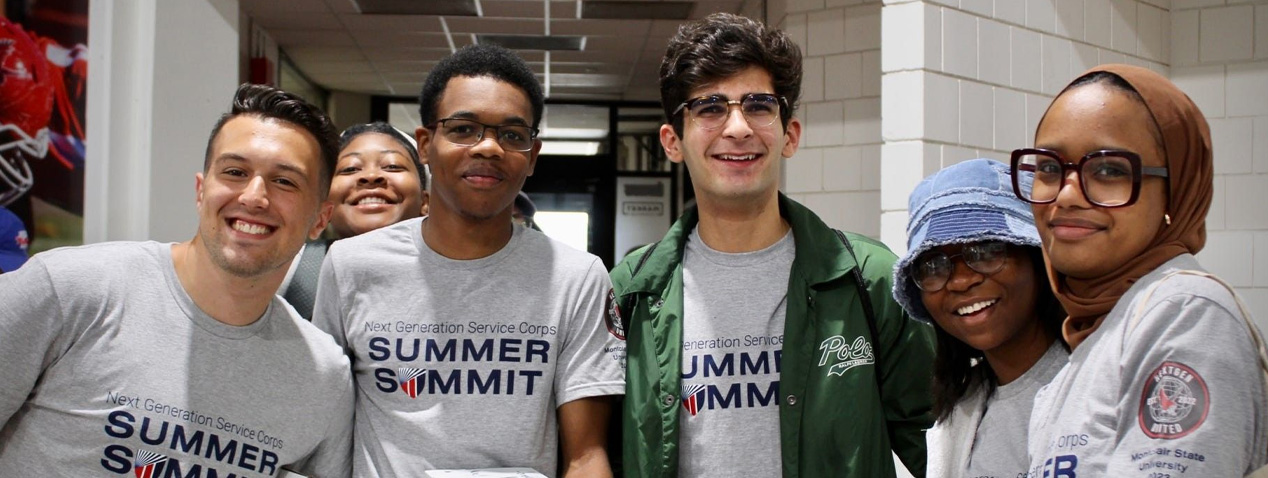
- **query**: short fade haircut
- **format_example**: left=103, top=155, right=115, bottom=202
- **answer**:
left=203, top=83, right=339, bottom=197
left=418, top=44, right=544, bottom=129
left=339, top=122, right=428, bottom=190
left=659, top=13, right=803, bottom=137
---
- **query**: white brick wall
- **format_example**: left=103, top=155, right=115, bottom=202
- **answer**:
left=779, top=0, right=885, bottom=239
left=878, top=0, right=1170, bottom=256
left=882, top=0, right=1166, bottom=253
left=777, top=0, right=1267, bottom=326
left=1172, top=1, right=1268, bottom=330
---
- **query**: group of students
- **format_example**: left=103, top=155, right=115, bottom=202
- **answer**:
left=0, top=11, right=1265, bottom=478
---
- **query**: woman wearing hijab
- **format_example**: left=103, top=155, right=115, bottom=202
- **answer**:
left=1016, top=64, right=1268, bottom=476
left=893, top=159, right=1067, bottom=477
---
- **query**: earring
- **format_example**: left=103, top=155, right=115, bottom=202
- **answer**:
left=1164, top=213, right=1172, bottom=226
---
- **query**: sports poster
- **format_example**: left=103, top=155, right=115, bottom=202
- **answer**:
left=1, top=0, right=87, bottom=253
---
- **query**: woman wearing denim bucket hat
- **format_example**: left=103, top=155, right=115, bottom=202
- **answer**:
left=893, top=158, right=1067, bottom=477
left=1017, top=65, right=1268, bottom=477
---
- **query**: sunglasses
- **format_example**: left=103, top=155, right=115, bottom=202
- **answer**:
left=911, top=241, right=1010, bottom=292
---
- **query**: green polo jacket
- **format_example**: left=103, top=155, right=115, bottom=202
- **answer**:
left=611, top=194, right=934, bottom=478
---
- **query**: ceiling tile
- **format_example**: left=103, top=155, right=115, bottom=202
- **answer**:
left=253, top=12, right=343, bottom=30
left=691, top=1, right=743, bottom=18
left=362, top=48, right=454, bottom=62
left=374, top=60, right=436, bottom=73
left=297, top=60, right=376, bottom=74
left=338, top=13, right=441, bottom=31
left=242, top=0, right=331, bottom=15
left=323, top=0, right=361, bottom=13
left=349, top=30, right=451, bottom=48
left=381, top=72, right=427, bottom=83
left=285, top=46, right=367, bottom=63
left=550, top=19, right=650, bottom=37
left=443, top=17, right=545, bottom=35
left=270, top=30, right=358, bottom=47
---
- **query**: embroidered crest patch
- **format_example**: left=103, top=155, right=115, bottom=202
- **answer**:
left=604, top=288, right=625, bottom=341
left=1138, top=361, right=1209, bottom=439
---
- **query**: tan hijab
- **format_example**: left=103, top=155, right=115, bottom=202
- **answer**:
left=1037, top=64, right=1213, bottom=349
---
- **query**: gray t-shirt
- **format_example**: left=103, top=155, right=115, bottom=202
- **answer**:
left=1027, top=254, right=1268, bottom=477
left=0, top=241, right=354, bottom=477
left=312, top=218, right=625, bottom=478
left=964, top=340, right=1067, bottom=478
left=678, top=228, right=794, bottom=477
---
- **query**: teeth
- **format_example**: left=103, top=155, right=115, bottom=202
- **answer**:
left=232, top=220, right=270, bottom=235
left=718, top=154, right=757, bottom=161
left=956, top=299, right=997, bottom=316
left=357, top=197, right=387, bottom=205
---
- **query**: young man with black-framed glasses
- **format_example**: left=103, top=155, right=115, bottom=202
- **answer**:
left=312, top=44, right=624, bottom=477
left=611, top=12, right=934, bottom=478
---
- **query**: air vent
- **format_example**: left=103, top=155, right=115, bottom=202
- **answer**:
left=582, top=1, right=694, bottom=20
left=476, top=34, right=586, bottom=51
left=354, top=0, right=478, bottom=16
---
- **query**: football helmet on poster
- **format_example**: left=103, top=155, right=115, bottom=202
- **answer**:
left=0, top=17, right=54, bottom=207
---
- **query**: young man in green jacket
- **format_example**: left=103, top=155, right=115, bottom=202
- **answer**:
left=610, top=13, right=934, bottom=477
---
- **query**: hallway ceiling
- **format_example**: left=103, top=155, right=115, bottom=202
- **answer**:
left=241, top=0, right=759, bottom=101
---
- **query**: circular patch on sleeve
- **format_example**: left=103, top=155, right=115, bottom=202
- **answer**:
left=1138, top=361, right=1210, bottom=439
left=604, top=288, right=625, bottom=341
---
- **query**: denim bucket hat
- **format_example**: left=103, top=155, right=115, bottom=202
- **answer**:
left=892, top=158, right=1041, bottom=323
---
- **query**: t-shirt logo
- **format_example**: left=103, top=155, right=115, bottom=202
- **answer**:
left=133, top=449, right=169, bottom=478
left=817, top=335, right=875, bottom=377
left=604, top=288, right=625, bottom=341
left=398, top=367, right=427, bottom=399
left=1139, top=361, right=1209, bottom=439
left=682, top=384, right=706, bottom=416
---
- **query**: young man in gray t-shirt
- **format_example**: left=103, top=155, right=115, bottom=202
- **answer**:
left=312, top=45, right=624, bottom=478
left=0, top=84, right=353, bottom=477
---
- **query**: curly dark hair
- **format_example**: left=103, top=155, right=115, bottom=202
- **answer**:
left=659, top=13, right=802, bottom=136
left=930, top=247, right=1068, bottom=423
left=339, top=122, right=427, bottom=190
left=418, top=44, right=544, bottom=129
left=203, top=83, right=339, bottom=197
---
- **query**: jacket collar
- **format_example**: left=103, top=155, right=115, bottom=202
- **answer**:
left=622, top=193, right=859, bottom=295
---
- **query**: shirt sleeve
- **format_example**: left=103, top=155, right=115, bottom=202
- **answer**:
left=0, top=257, right=72, bottom=427
left=290, top=370, right=355, bottom=478
left=554, top=258, right=626, bottom=406
left=1107, top=278, right=1267, bottom=476
left=311, top=252, right=348, bottom=351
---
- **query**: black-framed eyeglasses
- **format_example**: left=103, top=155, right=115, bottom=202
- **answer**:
left=671, top=93, right=788, bottom=131
left=911, top=241, right=1010, bottom=292
left=426, top=118, right=539, bottom=152
left=1011, top=148, right=1169, bottom=208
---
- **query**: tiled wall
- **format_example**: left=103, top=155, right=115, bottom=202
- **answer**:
left=1171, top=0, right=1268, bottom=330
left=877, top=0, right=1171, bottom=255
left=777, top=0, right=885, bottom=239
left=773, top=0, right=1264, bottom=325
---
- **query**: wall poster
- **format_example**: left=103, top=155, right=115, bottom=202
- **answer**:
left=2, top=0, right=88, bottom=254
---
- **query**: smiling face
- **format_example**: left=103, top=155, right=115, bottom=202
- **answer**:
left=1032, top=82, right=1168, bottom=279
left=417, top=75, right=538, bottom=223
left=328, top=132, right=424, bottom=238
left=196, top=115, right=331, bottom=278
left=919, top=243, right=1041, bottom=354
left=660, top=66, right=801, bottom=208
